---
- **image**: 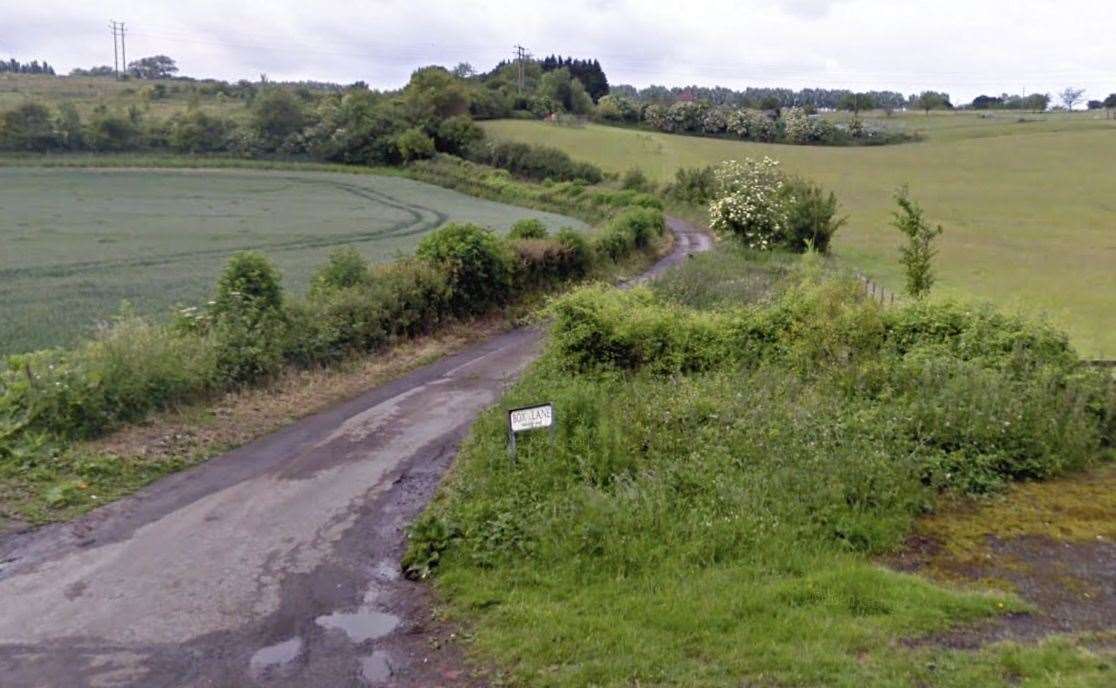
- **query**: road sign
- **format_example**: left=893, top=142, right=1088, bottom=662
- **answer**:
left=507, top=403, right=554, bottom=458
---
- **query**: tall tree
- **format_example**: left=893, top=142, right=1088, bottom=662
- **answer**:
left=127, top=55, right=178, bottom=80
left=1059, top=87, right=1085, bottom=110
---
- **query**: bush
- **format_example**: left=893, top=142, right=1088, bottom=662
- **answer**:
left=434, top=115, right=484, bottom=155
left=252, top=88, right=307, bottom=148
left=665, top=165, right=716, bottom=205
left=466, top=141, right=604, bottom=184
left=213, top=252, right=283, bottom=318
left=708, top=157, right=788, bottom=250
left=780, top=177, right=846, bottom=253
left=85, top=110, right=141, bottom=151
left=311, top=247, right=372, bottom=294
left=396, top=127, right=436, bottom=161
left=508, top=218, right=549, bottom=240
left=555, top=227, right=592, bottom=275
left=0, top=102, right=58, bottom=151
left=168, top=109, right=231, bottom=153
left=416, top=223, right=513, bottom=315
left=621, top=167, right=653, bottom=193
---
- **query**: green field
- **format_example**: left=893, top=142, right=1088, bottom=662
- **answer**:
left=482, top=113, right=1116, bottom=356
left=0, top=167, right=587, bottom=353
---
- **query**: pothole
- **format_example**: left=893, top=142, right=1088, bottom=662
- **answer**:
left=249, top=637, right=302, bottom=676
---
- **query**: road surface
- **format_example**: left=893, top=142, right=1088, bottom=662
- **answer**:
left=0, top=217, right=710, bottom=687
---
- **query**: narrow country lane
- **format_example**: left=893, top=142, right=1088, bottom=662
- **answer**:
left=0, top=217, right=710, bottom=688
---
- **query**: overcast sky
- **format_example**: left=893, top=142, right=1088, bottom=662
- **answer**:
left=4, top=1, right=1115, bottom=104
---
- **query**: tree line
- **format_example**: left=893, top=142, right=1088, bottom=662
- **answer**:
left=0, top=59, right=56, bottom=75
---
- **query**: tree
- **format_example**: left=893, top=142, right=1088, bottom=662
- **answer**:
left=538, top=68, right=593, bottom=114
left=451, top=62, right=475, bottom=79
left=1105, top=94, right=1116, bottom=118
left=892, top=186, right=943, bottom=299
left=251, top=88, right=307, bottom=145
left=1087, top=100, right=1104, bottom=110
left=916, top=91, right=951, bottom=115
left=971, top=95, right=1003, bottom=110
left=839, top=92, right=875, bottom=115
left=1023, top=93, right=1050, bottom=112
left=1059, top=87, right=1085, bottom=111
left=127, top=55, right=178, bottom=80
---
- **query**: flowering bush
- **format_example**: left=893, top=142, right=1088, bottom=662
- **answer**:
left=726, top=108, right=776, bottom=141
left=701, top=107, right=729, bottom=134
left=708, top=157, right=788, bottom=250
left=664, top=101, right=708, bottom=133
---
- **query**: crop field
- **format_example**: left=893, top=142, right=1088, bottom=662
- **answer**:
left=482, top=113, right=1116, bottom=356
left=0, top=167, right=587, bottom=353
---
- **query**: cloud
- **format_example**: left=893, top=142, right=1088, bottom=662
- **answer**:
left=3, top=0, right=1115, bottom=103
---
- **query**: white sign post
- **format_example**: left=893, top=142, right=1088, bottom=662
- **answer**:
left=507, top=403, right=554, bottom=458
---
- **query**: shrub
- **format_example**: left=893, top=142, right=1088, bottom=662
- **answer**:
left=508, top=218, right=549, bottom=239
left=708, top=157, right=788, bottom=250
left=252, top=88, right=307, bottom=147
left=726, top=108, right=776, bottom=142
left=396, top=127, right=436, bottom=161
left=416, top=223, right=513, bottom=315
left=311, top=247, right=372, bottom=294
left=85, top=110, right=140, bottom=151
left=168, top=109, right=231, bottom=153
left=780, top=177, right=846, bottom=253
left=467, top=141, right=604, bottom=183
left=509, top=239, right=586, bottom=289
left=434, top=114, right=484, bottom=155
left=891, top=186, right=943, bottom=298
left=665, top=165, right=716, bottom=205
left=0, top=102, right=58, bottom=151
left=213, top=252, right=283, bottom=318
left=555, top=227, right=592, bottom=274
left=621, top=167, right=653, bottom=193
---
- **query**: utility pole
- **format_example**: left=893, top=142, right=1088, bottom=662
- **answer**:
left=110, top=21, right=120, bottom=79
left=120, top=22, right=127, bottom=77
left=513, top=44, right=529, bottom=93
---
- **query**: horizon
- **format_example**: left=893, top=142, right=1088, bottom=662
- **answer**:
left=5, top=0, right=1115, bottom=106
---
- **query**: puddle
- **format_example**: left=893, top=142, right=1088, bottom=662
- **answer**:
left=360, top=651, right=393, bottom=683
left=249, top=637, right=302, bottom=675
left=316, top=609, right=399, bottom=643
left=374, top=559, right=400, bottom=581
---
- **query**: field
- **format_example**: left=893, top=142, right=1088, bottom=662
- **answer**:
left=0, top=167, right=587, bottom=353
left=0, top=73, right=245, bottom=120
left=482, top=113, right=1116, bottom=357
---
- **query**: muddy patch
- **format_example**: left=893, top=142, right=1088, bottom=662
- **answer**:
left=888, top=463, right=1116, bottom=648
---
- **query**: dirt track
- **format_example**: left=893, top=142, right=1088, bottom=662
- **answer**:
left=0, top=217, right=710, bottom=688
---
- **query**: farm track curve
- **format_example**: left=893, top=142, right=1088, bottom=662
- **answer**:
left=0, top=174, right=449, bottom=281
left=0, top=217, right=710, bottom=688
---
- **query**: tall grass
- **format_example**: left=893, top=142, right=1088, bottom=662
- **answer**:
left=405, top=250, right=1115, bottom=686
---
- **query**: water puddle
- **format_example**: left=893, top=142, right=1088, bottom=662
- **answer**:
left=360, top=651, right=393, bottom=683
left=374, top=559, right=400, bottom=581
left=249, top=637, right=302, bottom=675
left=316, top=609, right=399, bottom=643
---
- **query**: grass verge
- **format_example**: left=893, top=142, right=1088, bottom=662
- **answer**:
left=406, top=244, right=1115, bottom=687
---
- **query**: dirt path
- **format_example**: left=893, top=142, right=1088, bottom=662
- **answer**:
left=0, top=217, right=710, bottom=688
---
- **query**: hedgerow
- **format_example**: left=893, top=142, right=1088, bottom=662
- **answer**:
left=0, top=194, right=668, bottom=464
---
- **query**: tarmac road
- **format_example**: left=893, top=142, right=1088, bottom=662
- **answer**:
left=0, top=217, right=710, bottom=687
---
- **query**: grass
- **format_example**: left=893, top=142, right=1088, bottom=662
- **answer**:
left=481, top=112, right=1116, bottom=358
left=409, top=244, right=1115, bottom=687
left=0, top=165, right=587, bottom=353
left=0, top=73, right=247, bottom=121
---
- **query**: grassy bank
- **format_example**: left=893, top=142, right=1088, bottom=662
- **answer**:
left=407, top=245, right=1115, bottom=686
left=481, top=114, right=1116, bottom=357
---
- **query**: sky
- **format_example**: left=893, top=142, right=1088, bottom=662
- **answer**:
left=4, top=1, right=1115, bottom=104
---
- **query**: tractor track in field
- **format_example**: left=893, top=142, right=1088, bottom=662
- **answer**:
left=0, top=174, right=449, bottom=282
left=0, top=217, right=710, bottom=688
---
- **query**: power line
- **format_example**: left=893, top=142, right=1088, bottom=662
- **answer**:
left=109, top=20, right=120, bottom=79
